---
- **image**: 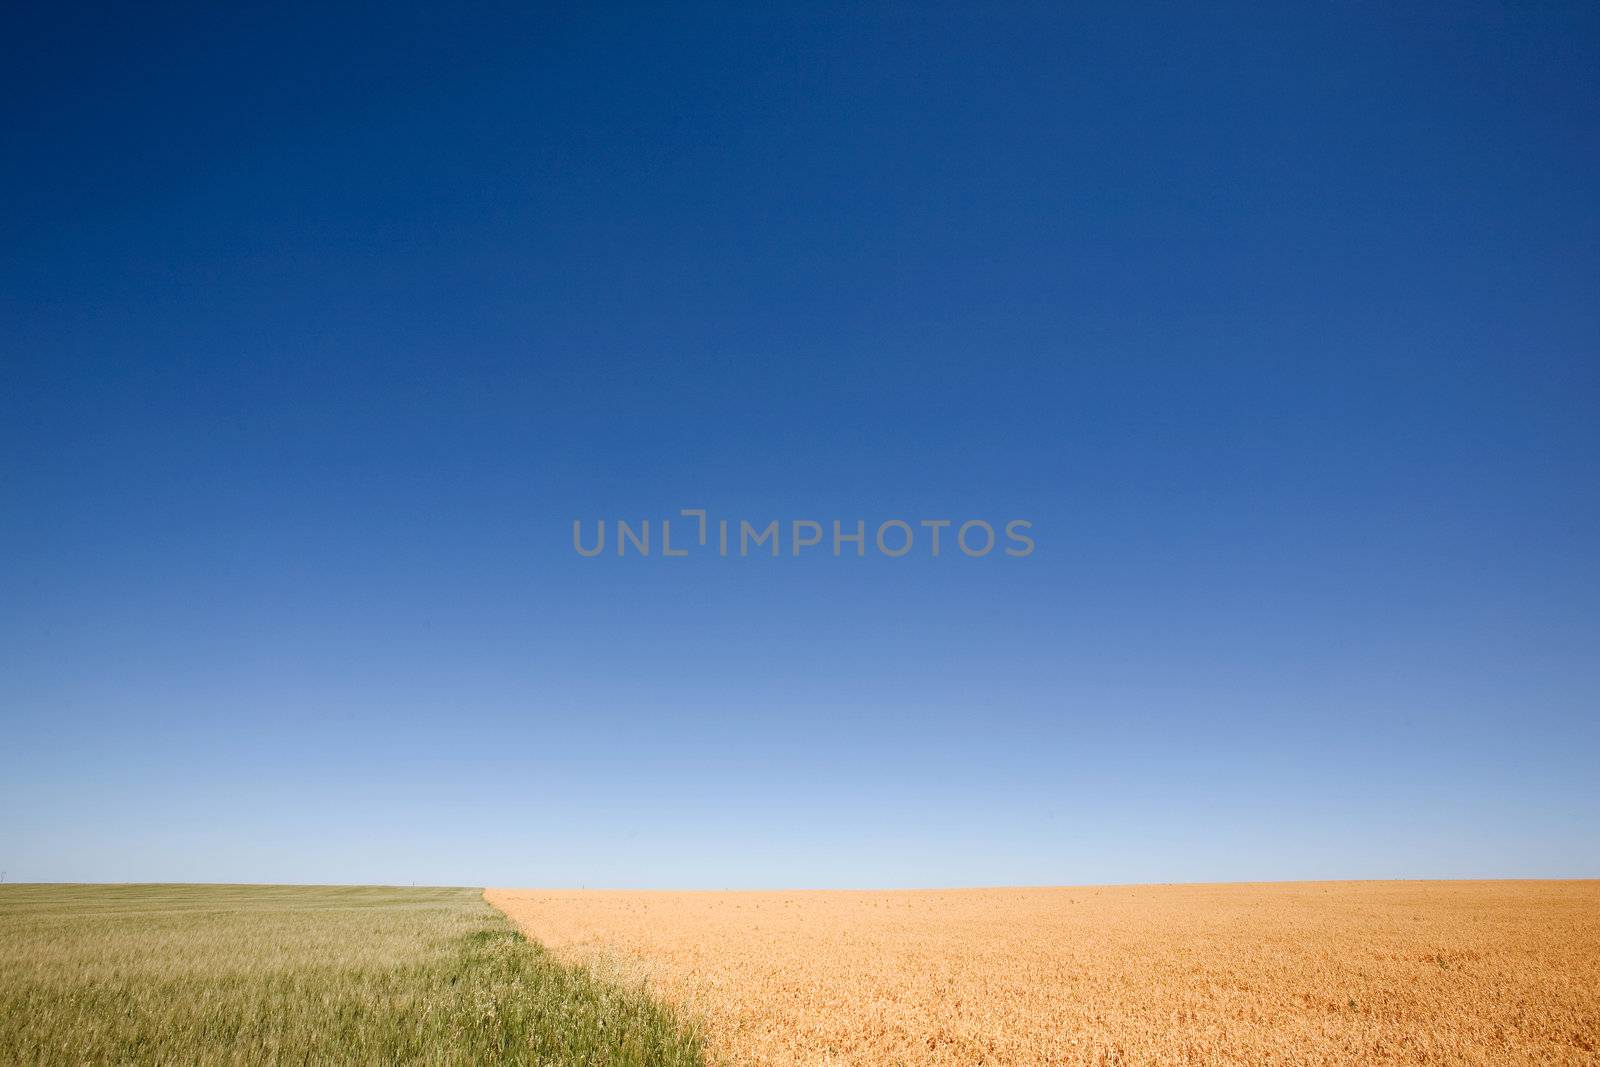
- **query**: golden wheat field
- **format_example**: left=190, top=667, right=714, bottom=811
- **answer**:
left=486, top=881, right=1600, bottom=1067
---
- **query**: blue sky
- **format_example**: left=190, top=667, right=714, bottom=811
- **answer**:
left=3, top=3, right=1597, bottom=887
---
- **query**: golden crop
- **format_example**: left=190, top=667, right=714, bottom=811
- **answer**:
left=487, top=881, right=1600, bottom=1066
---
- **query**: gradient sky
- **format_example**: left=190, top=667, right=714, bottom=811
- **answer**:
left=3, top=3, right=1597, bottom=887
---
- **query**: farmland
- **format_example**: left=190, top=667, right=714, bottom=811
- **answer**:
left=487, top=880, right=1600, bottom=1067
left=0, top=883, right=704, bottom=1066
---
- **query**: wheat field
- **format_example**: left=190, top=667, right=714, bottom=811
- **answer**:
left=0, top=884, right=705, bottom=1066
left=487, top=881, right=1600, bottom=1067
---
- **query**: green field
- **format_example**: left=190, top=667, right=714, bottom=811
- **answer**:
left=0, top=884, right=705, bottom=1066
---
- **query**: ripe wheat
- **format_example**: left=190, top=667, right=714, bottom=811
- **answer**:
left=487, top=881, right=1600, bottom=1066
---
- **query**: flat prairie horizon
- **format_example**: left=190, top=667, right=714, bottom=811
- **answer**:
left=488, top=879, right=1600, bottom=1067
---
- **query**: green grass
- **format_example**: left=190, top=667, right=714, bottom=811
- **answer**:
left=0, top=884, right=706, bottom=1066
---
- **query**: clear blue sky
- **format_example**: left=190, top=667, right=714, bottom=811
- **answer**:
left=3, top=3, right=1596, bottom=887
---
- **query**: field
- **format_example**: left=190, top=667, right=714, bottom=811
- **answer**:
left=0, top=884, right=704, bottom=1066
left=487, top=881, right=1600, bottom=1067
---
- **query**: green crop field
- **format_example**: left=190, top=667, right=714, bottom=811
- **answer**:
left=0, top=883, right=705, bottom=1066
